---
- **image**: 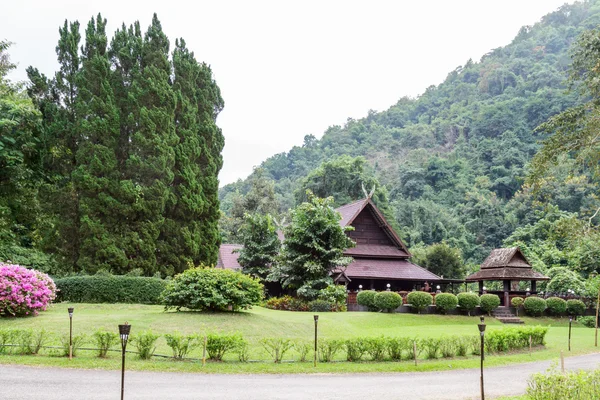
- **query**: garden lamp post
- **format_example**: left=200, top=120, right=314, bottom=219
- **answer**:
left=568, top=316, right=572, bottom=352
left=119, top=322, right=131, bottom=400
left=482, top=286, right=487, bottom=294
left=595, top=285, right=599, bottom=347
left=313, top=315, right=318, bottom=367
left=386, top=283, right=391, bottom=291
left=526, top=287, right=530, bottom=297
left=67, top=307, right=74, bottom=360
left=478, top=316, right=486, bottom=400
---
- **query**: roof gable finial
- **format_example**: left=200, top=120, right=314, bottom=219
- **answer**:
left=361, top=182, right=376, bottom=199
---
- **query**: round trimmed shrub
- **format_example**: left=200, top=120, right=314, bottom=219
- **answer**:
left=566, top=299, right=586, bottom=316
left=434, top=293, right=458, bottom=314
left=457, top=292, right=480, bottom=316
left=545, top=297, right=567, bottom=316
left=356, top=290, right=377, bottom=311
left=577, top=316, right=596, bottom=328
left=480, top=294, right=501, bottom=315
left=161, top=267, right=263, bottom=312
left=406, top=291, right=433, bottom=314
left=374, top=291, right=402, bottom=311
left=0, top=262, right=57, bottom=317
left=511, top=297, right=524, bottom=316
left=511, top=297, right=524, bottom=308
left=524, top=296, right=546, bottom=317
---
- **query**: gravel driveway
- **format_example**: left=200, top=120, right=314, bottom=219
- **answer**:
left=1, top=353, right=599, bottom=400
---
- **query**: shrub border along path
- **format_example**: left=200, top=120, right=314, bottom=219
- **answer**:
left=0, top=303, right=598, bottom=374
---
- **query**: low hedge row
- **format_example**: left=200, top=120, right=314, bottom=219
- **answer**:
left=54, top=275, right=167, bottom=304
left=0, top=325, right=549, bottom=362
left=264, top=296, right=344, bottom=312
left=521, top=297, right=587, bottom=317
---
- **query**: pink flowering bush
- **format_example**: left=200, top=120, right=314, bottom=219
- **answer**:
left=0, top=262, right=57, bottom=317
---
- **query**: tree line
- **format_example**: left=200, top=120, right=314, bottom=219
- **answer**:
left=1, top=14, right=224, bottom=276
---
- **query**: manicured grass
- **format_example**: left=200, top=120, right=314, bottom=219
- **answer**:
left=0, top=303, right=598, bottom=374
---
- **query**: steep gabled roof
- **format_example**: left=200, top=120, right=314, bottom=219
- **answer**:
left=466, top=247, right=549, bottom=281
left=335, top=198, right=411, bottom=257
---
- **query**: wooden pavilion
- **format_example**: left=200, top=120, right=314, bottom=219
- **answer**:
left=465, top=247, right=549, bottom=307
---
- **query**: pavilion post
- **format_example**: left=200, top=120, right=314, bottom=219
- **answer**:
left=531, top=281, right=537, bottom=294
left=503, top=280, right=510, bottom=308
left=478, top=281, right=484, bottom=295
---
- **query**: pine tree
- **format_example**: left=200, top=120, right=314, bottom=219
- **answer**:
left=27, top=20, right=82, bottom=271
left=73, top=14, right=126, bottom=273
left=156, top=38, right=224, bottom=272
left=237, top=213, right=281, bottom=280
left=124, top=14, right=177, bottom=275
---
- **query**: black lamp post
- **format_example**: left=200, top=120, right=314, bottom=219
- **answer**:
left=67, top=307, right=74, bottom=360
left=478, top=316, right=486, bottom=400
left=119, top=322, right=131, bottom=400
left=313, top=315, right=319, bottom=367
left=568, top=316, right=573, bottom=352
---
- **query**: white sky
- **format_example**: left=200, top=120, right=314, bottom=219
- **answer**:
left=1, top=0, right=577, bottom=185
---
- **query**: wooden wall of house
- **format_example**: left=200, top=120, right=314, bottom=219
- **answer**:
left=347, top=208, right=393, bottom=246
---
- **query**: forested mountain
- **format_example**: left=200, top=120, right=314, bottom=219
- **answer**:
left=220, top=0, right=600, bottom=274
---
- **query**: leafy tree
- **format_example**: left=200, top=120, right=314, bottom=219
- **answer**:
left=236, top=213, right=280, bottom=280
left=410, top=242, right=464, bottom=279
left=269, top=192, right=354, bottom=300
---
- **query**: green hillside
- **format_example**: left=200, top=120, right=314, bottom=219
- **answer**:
left=220, top=1, right=600, bottom=276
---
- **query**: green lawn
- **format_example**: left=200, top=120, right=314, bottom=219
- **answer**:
left=0, top=303, right=598, bottom=374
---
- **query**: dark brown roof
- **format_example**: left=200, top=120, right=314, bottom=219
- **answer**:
left=335, top=198, right=411, bottom=257
left=344, top=258, right=441, bottom=281
left=345, top=245, right=408, bottom=258
left=465, top=247, right=549, bottom=281
left=216, top=244, right=242, bottom=270
left=466, top=267, right=549, bottom=281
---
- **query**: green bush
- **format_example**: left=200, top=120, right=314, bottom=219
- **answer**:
left=527, top=368, right=600, bottom=399
left=435, top=293, right=458, bottom=314
left=406, top=291, right=433, bottom=313
left=511, top=297, right=524, bottom=308
left=131, top=330, right=160, bottom=360
left=294, top=340, right=311, bottom=362
left=440, top=337, right=458, bottom=358
left=485, top=326, right=549, bottom=353
left=578, top=316, right=597, bottom=328
left=356, top=290, right=378, bottom=311
left=92, top=330, right=118, bottom=358
left=60, top=333, right=87, bottom=357
left=260, top=338, right=294, bottom=363
left=524, top=297, right=547, bottom=317
left=164, top=332, right=199, bottom=359
left=308, top=299, right=334, bottom=312
left=264, top=296, right=310, bottom=311
left=566, top=299, right=586, bottom=316
left=480, top=294, right=501, bottom=315
left=317, top=339, right=343, bottom=362
left=387, top=337, right=411, bottom=361
left=422, top=337, right=441, bottom=359
left=546, top=297, right=567, bottom=316
left=162, top=267, right=263, bottom=312
left=206, top=333, right=245, bottom=361
left=374, top=292, right=402, bottom=311
left=364, top=336, right=387, bottom=361
left=457, top=292, right=480, bottom=316
left=344, top=338, right=367, bottom=361
left=55, top=275, right=166, bottom=304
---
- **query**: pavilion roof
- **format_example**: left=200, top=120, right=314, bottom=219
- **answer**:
left=465, top=247, right=549, bottom=281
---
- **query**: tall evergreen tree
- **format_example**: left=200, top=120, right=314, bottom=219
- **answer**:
left=73, top=14, right=125, bottom=273
left=237, top=213, right=280, bottom=280
left=125, top=14, right=177, bottom=275
left=157, top=38, right=224, bottom=273
left=27, top=20, right=82, bottom=271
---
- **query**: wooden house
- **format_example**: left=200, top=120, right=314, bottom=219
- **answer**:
left=217, top=198, right=442, bottom=292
